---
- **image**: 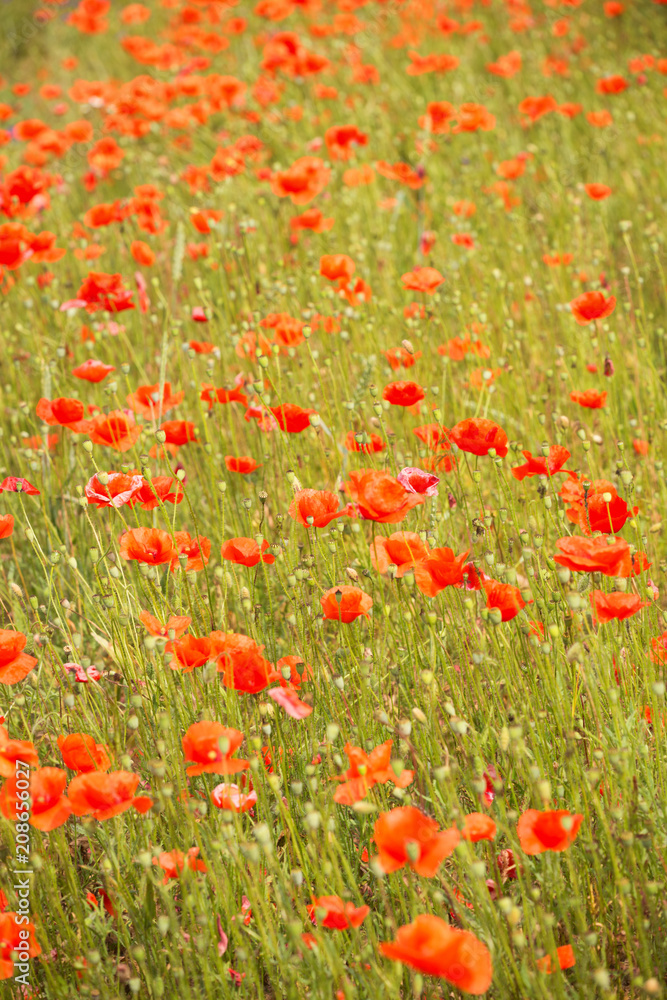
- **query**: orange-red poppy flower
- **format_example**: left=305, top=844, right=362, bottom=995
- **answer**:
left=171, top=532, right=211, bottom=573
left=333, top=739, right=414, bottom=805
left=289, top=489, right=354, bottom=528
left=0, top=912, right=41, bottom=980
left=0, top=630, right=38, bottom=685
left=414, top=546, right=470, bottom=597
left=138, top=610, right=191, bottom=639
left=321, top=586, right=372, bottom=623
left=72, top=358, right=115, bottom=382
left=269, top=156, right=330, bottom=205
left=517, top=809, right=583, bottom=854
left=383, top=381, right=425, bottom=407
left=380, top=916, right=493, bottom=994
left=126, top=382, right=184, bottom=418
left=450, top=418, right=508, bottom=457
left=553, top=535, right=631, bottom=576
left=181, top=721, right=249, bottom=776
left=269, top=403, right=316, bottom=432
left=221, top=537, right=275, bottom=567
left=67, top=770, right=153, bottom=821
left=559, top=475, right=637, bottom=534
left=570, top=389, right=607, bottom=409
left=483, top=580, right=530, bottom=621
left=0, top=724, right=38, bottom=777
left=225, top=455, right=260, bottom=474
left=153, top=847, right=206, bottom=884
left=569, top=290, right=616, bottom=325
left=58, top=733, right=110, bottom=773
left=590, top=591, right=649, bottom=624
left=373, top=806, right=461, bottom=876
left=345, top=469, right=425, bottom=523
left=343, top=430, right=385, bottom=453
left=0, top=515, right=12, bottom=539
left=511, top=446, right=571, bottom=480
left=167, top=634, right=213, bottom=673
left=585, top=183, right=612, bottom=200
left=401, top=266, right=444, bottom=294
left=370, top=531, right=430, bottom=577
left=537, top=944, right=576, bottom=974
left=0, top=766, right=72, bottom=830
left=36, top=396, right=89, bottom=432
left=306, top=894, right=369, bottom=931
left=460, top=812, right=497, bottom=842
left=86, top=410, right=142, bottom=451
left=211, top=781, right=257, bottom=813
left=119, top=528, right=175, bottom=565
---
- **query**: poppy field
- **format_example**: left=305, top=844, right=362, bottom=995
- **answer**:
left=0, top=0, right=667, bottom=996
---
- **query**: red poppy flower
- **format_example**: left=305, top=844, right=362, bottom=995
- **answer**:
left=517, top=809, right=583, bottom=854
left=119, top=527, right=176, bottom=565
left=380, top=916, right=493, bottom=993
left=211, top=781, right=257, bottom=813
left=269, top=403, right=316, bottom=432
left=154, top=847, right=206, bottom=884
left=36, top=396, right=89, bottom=432
left=319, top=253, right=355, bottom=283
left=0, top=913, right=40, bottom=979
left=58, top=733, right=110, bottom=773
left=214, top=633, right=279, bottom=694
left=159, top=420, right=197, bottom=446
left=225, top=455, right=260, bottom=474
left=382, top=381, right=425, bottom=407
left=371, top=532, right=430, bottom=577
left=171, top=532, right=211, bottom=573
left=511, top=445, right=571, bottom=480
left=221, top=537, right=275, bottom=567
left=570, top=389, right=607, bottom=409
left=537, top=944, right=576, bottom=974
left=134, top=476, right=183, bottom=510
left=450, top=418, right=508, bottom=457
left=72, top=359, right=115, bottom=382
left=268, top=686, right=313, bottom=719
left=324, top=124, right=368, bottom=161
left=0, top=766, right=72, bottom=831
left=85, top=472, right=143, bottom=508
left=139, top=611, right=190, bottom=640
left=0, top=630, right=38, bottom=686
left=343, top=430, right=385, bottom=453
left=397, top=467, right=440, bottom=495
left=590, top=591, right=648, bottom=624
left=401, top=266, right=444, bottom=294
left=460, top=812, right=497, bottom=842
left=86, top=410, right=141, bottom=451
left=308, top=895, right=369, bottom=930
left=373, top=806, right=461, bottom=876
left=182, top=721, right=249, bottom=776
left=289, top=489, right=354, bottom=528
left=344, top=469, right=425, bottom=523
left=321, top=586, right=372, bottom=623
left=333, top=739, right=414, bottom=805
left=269, top=156, right=331, bottom=205
left=167, top=634, right=213, bottom=673
left=126, top=382, right=184, bottom=418
left=585, top=183, right=612, bottom=200
left=67, top=771, right=153, bottom=821
left=0, top=516, right=13, bottom=539
left=559, top=475, right=636, bottom=534
left=553, top=535, right=632, bottom=576
left=569, top=290, right=616, bottom=325
left=483, top=580, right=530, bottom=621
left=414, top=547, right=470, bottom=597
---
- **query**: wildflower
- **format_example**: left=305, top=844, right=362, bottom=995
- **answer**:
left=414, top=547, right=470, bottom=597
left=380, top=916, right=493, bottom=993
left=585, top=183, right=612, bottom=200
left=119, top=528, right=176, bottom=565
left=553, top=535, right=632, bottom=576
left=36, top=397, right=89, bottom=432
left=221, top=537, right=275, bottom=567
left=154, top=848, right=206, bottom=884
left=270, top=156, right=331, bottom=205
left=570, top=389, right=607, bottom=409
left=590, top=591, right=649, bottom=624
left=460, top=812, right=497, bottom=842
left=0, top=516, right=13, bottom=539
left=268, top=686, right=313, bottom=718
left=373, top=806, right=460, bottom=876
left=397, top=467, right=440, bottom=495
left=537, top=945, right=576, bottom=974
left=0, top=630, right=38, bottom=685
left=269, top=403, right=316, bottom=433
left=308, top=896, right=369, bottom=929
left=570, top=290, right=616, bottom=324
left=0, top=913, right=41, bottom=980
left=401, top=267, right=444, bottom=294
left=57, top=733, right=110, bottom=773
left=483, top=580, right=530, bottom=621
left=517, top=809, right=583, bottom=854
left=0, top=767, right=72, bottom=830
left=333, top=739, right=413, bottom=805
left=171, top=532, right=211, bottom=573
left=86, top=410, right=141, bottom=451
left=211, top=782, right=257, bottom=812
left=370, top=532, right=430, bottom=577
left=67, top=771, right=153, bottom=820
left=511, top=446, right=571, bottom=480
left=72, top=358, right=115, bottom=382
left=383, top=381, right=425, bottom=407
left=181, top=721, right=249, bottom=776
left=85, top=471, right=143, bottom=508
left=559, top=475, right=636, bottom=534
left=343, top=431, right=385, bottom=453
left=344, top=469, right=425, bottom=522
left=321, top=586, right=372, bottom=623
left=225, top=455, right=260, bottom=474
left=288, top=489, right=354, bottom=528
left=450, top=418, right=508, bottom=457
left=127, top=382, right=184, bottom=418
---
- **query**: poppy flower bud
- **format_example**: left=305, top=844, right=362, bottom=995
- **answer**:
left=604, top=355, right=615, bottom=376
